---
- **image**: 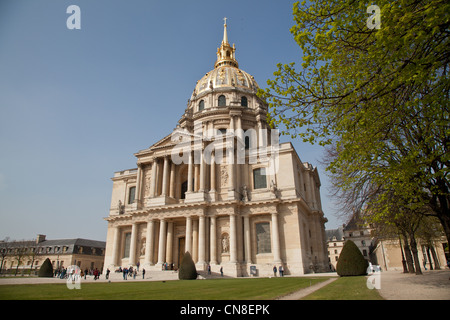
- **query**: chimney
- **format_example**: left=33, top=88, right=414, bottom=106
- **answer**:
left=36, top=234, right=46, bottom=244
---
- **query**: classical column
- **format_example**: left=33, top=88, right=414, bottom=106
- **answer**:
left=194, top=164, right=199, bottom=192
left=166, top=221, right=174, bottom=264
left=135, top=163, right=143, bottom=205
left=256, top=115, right=265, bottom=148
left=210, top=215, right=218, bottom=264
left=199, top=152, right=205, bottom=192
left=236, top=115, right=244, bottom=164
left=157, top=219, right=167, bottom=265
left=111, top=226, right=120, bottom=266
left=187, top=152, right=193, bottom=193
left=162, top=156, right=170, bottom=196
left=198, top=215, right=206, bottom=265
left=185, top=216, right=193, bottom=254
left=271, top=213, right=282, bottom=263
left=244, top=215, right=252, bottom=264
left=144, top=220, right=154, bottom=265
left=210, top=152, right=216, bottom=191
left=229, top=214, right=237, bottom=263
left=169, top=162, right=176, bottom=198
left=228, top=145, right=235, bottom=192
left=149, top=160, right=157, bottom=197
left=129, top=223, right=138, bottom=265
left=192, top=219, right=199, bottom=262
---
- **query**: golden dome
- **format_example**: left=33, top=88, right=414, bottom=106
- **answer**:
left=193, top=66, right=259, bottom=98
left=191, top=18, right=259, bottom=99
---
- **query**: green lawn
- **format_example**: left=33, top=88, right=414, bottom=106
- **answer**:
left=301, top=276, right=384, bottom=300
left=0, top=277, right=328, bottom=300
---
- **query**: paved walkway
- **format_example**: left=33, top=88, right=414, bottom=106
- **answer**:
left=377, top=269, right=450, bottom=300
left=276, top=277, right=338, bottom=300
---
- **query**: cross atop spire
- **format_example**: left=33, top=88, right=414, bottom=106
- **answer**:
left=222, top=17, right=228, bottom=45
left=215, top=18, right=238, bottom=68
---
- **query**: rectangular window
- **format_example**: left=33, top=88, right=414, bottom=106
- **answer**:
left=253, top=168, right=267, bottom=189
left=123, top=233, right=131, bottom=258
left=128, top=186, right=136, bottom=204
left=256, top=222, right=271, bottom=254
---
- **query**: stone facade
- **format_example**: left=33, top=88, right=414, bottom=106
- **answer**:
left=0, top=234, right=105, bottom=274
left=103, top=21, right=329, bottom=277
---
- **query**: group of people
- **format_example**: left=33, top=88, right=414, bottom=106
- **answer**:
left=114, top=266, right=146, bottom=280
left=273, top=265, right=284, bottom=277
left=53, top=267, right=102, bottom=280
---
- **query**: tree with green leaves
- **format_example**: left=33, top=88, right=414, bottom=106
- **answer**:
left=258, top=0, right=449, bottom=245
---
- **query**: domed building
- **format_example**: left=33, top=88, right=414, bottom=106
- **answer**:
left=103, top=20, right=329, bottom=277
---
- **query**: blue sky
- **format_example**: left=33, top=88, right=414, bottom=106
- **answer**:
left=0, top=0, right=343, bottom=241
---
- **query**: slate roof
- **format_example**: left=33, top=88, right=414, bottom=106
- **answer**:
left=325, top=226, right=344, bottom=241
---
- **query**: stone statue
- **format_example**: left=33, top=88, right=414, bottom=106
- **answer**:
left=118, top=200, right=124, bottom=214
left=241, top=185, right=249, bottom=202
left=140, top=240, right=146, bottom=256
left=222, top=234, right=229, bottom=253
left=270, top=180, right=279, bottom=199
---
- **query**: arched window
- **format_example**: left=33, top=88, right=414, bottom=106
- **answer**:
left=218, top=95, right=226, bottom=107
left=198, top=100, right=205, bottom=111
left=241, top=96, right=248, bottom=107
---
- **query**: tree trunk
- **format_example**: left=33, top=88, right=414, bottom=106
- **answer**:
left=430, top=245, right=441, bottom=270
left=437, top=212, right=450, bottom=255
left=409, top=235, right=422, bottom=275
left=402, top=234, right=415, bottom=274
left=399, top=236, right=408, bottom=273
left=426, top=247, right=433, bottom=270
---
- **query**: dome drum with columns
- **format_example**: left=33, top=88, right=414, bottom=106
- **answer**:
left=103, top=20, right=329, bottom=278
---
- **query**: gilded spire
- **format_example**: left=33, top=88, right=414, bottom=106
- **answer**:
left=222, top=17, right=228, bottom=44
left=215, top=18, right=238, bottom=69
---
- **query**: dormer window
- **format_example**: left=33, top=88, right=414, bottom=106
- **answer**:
left=218, top=95, right=226, bottom=107
left=241, top=96, right=248, bottom=107
left=198, top=100, right=205, bottom=111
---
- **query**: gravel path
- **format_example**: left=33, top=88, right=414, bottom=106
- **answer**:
left=377, top=269, right=450, bottom=300
left=276, top=277, right=338, bottom=300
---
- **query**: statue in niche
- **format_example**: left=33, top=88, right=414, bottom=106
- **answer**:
left=221, top=234, right=229, bottom=253
left=140, top=239, right=146, bottom=256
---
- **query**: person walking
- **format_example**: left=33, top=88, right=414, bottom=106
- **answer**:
left=142, top=268, right=145, bottom=279
left=279, top=265, right=284, bottom=277
left=273, top=265, right=277, bottom=277
left=220, top=266, right=223, bottom=277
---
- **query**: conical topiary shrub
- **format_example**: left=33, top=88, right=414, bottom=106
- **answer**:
left=178, top=251, right=197, bottom=280
left=38, top=258, right=54, bottom=277
left=336, top=240, right=369, bottom=276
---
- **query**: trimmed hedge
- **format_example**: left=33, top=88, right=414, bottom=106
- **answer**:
left=38, top=258, right=54, bottom=277
left=178, top=251, right=197, bottom=280
left=336, top=240, right=369, bottom=276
